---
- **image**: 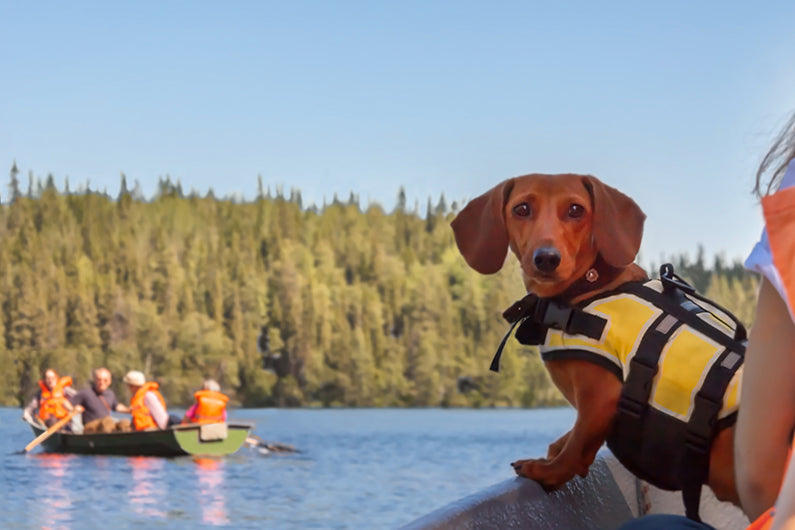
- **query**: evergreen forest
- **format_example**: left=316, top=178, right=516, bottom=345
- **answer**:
left=0, top=165, right=761, bottom=409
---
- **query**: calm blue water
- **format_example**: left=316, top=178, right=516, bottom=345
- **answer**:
left=0, top=407, right=575, bottom=529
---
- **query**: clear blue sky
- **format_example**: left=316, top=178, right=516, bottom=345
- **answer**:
left=2, top=1, right=794, bottom=265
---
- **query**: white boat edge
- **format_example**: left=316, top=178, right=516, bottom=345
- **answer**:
left=400, top=450, right=750, bottom=529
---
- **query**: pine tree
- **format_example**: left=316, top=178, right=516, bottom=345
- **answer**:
left=9, top=161, right=20, bottom=203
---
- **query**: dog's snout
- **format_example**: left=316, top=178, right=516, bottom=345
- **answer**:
left=533, top=247, right=561, bottom=273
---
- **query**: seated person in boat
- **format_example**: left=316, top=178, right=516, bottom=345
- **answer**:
left=183, top=379, right=229, bottom=425
left=70, top=367, right=131, bottom=433
left=123, top=370, right=170, bottom=431
left=22, top=368, right=79, bottom=429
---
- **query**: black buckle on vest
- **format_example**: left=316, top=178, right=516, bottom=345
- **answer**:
left=537, top=301, right=574, bottom=332
left=502, top=294, right=539, bottom=324
left=618, top=355, right=659, bottom=419
left=503, top=294, right=606, bottom=340
left=685, top=394, right=720, bottom=454
left=617, top=394, right=646, bottom=419
left=685, top=430, right=711, bottom=456
left=624, top=355, right=657, bottom=392
left=628, top=354, right=658, bottom=379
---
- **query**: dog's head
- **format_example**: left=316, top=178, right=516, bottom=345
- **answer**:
left=451, top=173, right=645, bottom=298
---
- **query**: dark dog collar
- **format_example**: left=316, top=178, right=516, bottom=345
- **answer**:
left=555, top=254, right=624, bottom=302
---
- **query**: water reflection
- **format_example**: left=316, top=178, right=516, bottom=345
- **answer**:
left=34, top=454, right=76, bottom=530
left=193, top=457, right=229, bottom=525
left=127, top=457, right=167, bottom=519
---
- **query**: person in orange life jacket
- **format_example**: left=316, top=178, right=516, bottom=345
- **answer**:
left=22, top=369, right=82, bottom=429
left=735, top=113, right=795, bottom=530
left=618, top=114, right=795, bottom=530
left=183, top=379, right=228, bottom=424
left=123, top=370, right=170, bottom=431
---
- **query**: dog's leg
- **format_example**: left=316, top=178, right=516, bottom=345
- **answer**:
left=546, top=430, right=571, bottom=460
left=512, top=360, right=622, bottom=490
left=708, top=427, right=740, bottom=504
left=511, top=408, right=613, bottom=488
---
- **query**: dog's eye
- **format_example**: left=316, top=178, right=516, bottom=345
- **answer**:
left=512, top=203, right=531, bottom=217
left=568, top=203, right=585, bottom=218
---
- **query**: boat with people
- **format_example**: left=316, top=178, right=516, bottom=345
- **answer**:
left=24, top=417, right=254, bottom=457
left=400, top=451, right=750, bottom=530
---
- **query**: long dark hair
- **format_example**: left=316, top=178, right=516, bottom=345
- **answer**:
left=755, top=112, right=795, bottom=197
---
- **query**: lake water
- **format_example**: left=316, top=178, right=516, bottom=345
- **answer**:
left=0, top=406, right=575, bottom=529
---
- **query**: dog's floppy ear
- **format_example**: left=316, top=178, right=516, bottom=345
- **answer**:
left=451, top=179, right=515, bottom=274
left=582, top=175, right=645, bottom=268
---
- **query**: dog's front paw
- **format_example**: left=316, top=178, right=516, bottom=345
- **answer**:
left=511, top=458, right=535, bottom=477
left=511, top=458, right=571, bottom=491
left=511, top=458, right=553, bottom=484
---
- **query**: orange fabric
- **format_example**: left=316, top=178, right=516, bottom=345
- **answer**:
left=188, top=390, right=229, bottom=424
left=130, top=382, right=166, bottom=430
left=38, top=376, right=73, bottom=421
left=746, top=507, right=775, bottom=530
left=762, top=185, right=795, bottom=315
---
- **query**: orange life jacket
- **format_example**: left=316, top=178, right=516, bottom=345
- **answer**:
left=38, top=376, right=73, bottom=421
left=762, top=183, right=795, bottom=315
left=188, top=390, right=228, bottom=424
left=130, top=382, right=167, bottom=431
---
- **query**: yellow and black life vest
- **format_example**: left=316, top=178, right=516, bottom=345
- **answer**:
left=492, top=264, right=746, bottom=522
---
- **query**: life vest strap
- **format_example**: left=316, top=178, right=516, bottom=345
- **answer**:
left=617, top=311, right=684, bottom=455
left=491, top=294, right=607, bottom=372
left=502, top=294, right=606, bottom=339
left=682, top=343, right=743, bottom=521
left=659, top=262, right=748, bottom=342
left=680, top=393, right=721, bottom=522
left=624, top=285, right=747, bottom=359
left=489, top=319, right=523, bottom=373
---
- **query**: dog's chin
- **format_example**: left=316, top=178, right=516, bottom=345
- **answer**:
left=523, top=274, right=570, bottom=298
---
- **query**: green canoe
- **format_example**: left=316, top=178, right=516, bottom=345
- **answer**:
left=26, top=418, right=254, bottom=457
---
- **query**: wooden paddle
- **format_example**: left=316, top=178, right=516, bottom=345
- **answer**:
left=245, top=434, right=298, bottom=453
left=20, top=409, right=78, bottom=454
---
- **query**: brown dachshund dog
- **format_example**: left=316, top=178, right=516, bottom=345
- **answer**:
left=451, top=173, right=739, bottom=505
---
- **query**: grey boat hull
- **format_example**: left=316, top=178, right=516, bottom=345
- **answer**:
left=401, top=451, right=749, bottom=530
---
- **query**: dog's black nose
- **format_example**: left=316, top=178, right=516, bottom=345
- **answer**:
left=533, top=247, right=561, bottom=272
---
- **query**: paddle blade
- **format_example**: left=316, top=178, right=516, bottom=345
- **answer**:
left=20, top=409, right=77, bottom=454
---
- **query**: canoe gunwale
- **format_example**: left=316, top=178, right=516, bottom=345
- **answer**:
left=399, top=451, right=750, bottom=530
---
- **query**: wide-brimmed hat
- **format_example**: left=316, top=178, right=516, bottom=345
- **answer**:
left=123, top=370, right=146, bottom=386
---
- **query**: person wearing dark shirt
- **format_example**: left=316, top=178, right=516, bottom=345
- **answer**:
left=70, top=367, right=130, bottom=433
